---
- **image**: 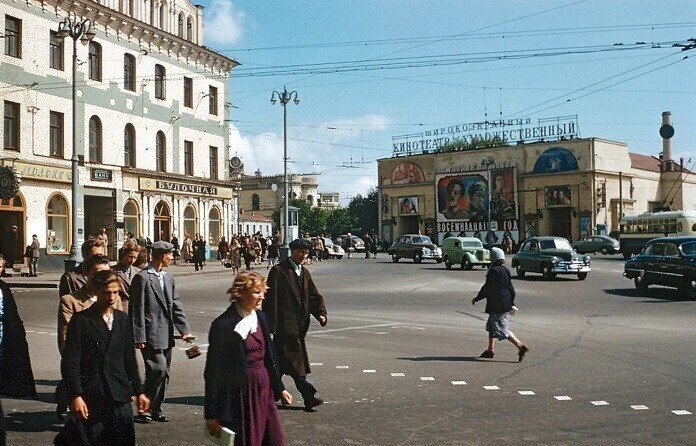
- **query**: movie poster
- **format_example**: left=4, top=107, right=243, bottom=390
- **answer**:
left=391, top=162, right=426, bottom=185
left=545, top=185, right=572, bottom=207
left=490, top=168, right=517, bottom=221
left=398, top=197, right=419, bottom=215
left=437, top=174, right=488, bottom=222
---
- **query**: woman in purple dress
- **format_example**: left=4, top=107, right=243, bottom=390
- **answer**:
left=205, top=271, right=292, bottom=446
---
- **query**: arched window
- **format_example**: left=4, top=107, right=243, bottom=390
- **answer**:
left=183, top=204, right=197, bottom=239
left=251, top=194, right=260, bottom=211
left=159, top=1, right=166, bottom=30
left=156, top=131, right=166, bottom=172
left=89, top=116, right=102, bottom=163
left=88, top=41, right=101, bottom=81
left=307, top=195, right=314, bottom=206
left=47, top=194, right=69, bottom=253
left=178, top=12, right=184, bottom=37
left=153, top=201, right=171, bottom=241
left=154, top=64, right=166, bottom=99
left=186, top=16, right=193, bottom=41
left=209, top=206, right=221, bottom=246
left=123, top=199, right=140, bottom=238
left=124, top=53, right=136, bottom=91
left=124, top=124, right=136, bottom=167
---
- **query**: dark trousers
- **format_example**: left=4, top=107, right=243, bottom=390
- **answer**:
left=194, top=259, right=203, bottom=271
left=141, top=346, right=172, bottom=415
left=54, top=399, right=134, bottom=446
left=29, top=257, right=38, bottom=276
left=282, top=373, right=317, bottom=400
left=0, top=399, right=6, bottom=446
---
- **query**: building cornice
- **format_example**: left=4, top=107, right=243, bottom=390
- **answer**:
left=123, top=167, right=234, bottom=187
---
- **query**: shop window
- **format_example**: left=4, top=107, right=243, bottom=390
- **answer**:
left=183, top=204, right=197, bottom=239
left=209, top=207, right=221, bottom=245
left=47, top=194, right=69, bottom=253
left=123, top=199, right=140, bottom=238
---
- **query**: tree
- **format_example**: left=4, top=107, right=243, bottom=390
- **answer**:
left=272, top=199, right=330, bottom=236
left=348, top=188, right=378, bottom=235
left=326, top=208, right=356, bottom=237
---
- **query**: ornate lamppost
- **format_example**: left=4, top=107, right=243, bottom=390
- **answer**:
left=56, top=15, right=96, bottom=271
left=270, top=87, right=299, bottom=260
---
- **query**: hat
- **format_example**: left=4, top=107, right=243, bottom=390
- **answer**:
left=289, top=238, right=312, bottom=250
left=151, top=241, right=175, bottom=252
left=490, top=247, right=505, bottom=263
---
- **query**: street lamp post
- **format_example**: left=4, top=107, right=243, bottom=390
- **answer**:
left=482, top=156, right=495, bottom=248
left=270, top=87, right=299, bottom=260
left=56, top=15, right=96, bottom=271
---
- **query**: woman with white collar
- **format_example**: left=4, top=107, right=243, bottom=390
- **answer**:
left=204, top=271, right=292, bottom=446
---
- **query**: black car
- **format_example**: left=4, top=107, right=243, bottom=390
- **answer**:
left=388, top=234, right=442, bottom=263
left=623, top=236, right=696, bottom=299
left=511, top=236, right=591, bottom=280
left=572, top=235, right=620, bottom=255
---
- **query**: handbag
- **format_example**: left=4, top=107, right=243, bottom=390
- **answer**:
left=223, top=259, right=233, bottom=268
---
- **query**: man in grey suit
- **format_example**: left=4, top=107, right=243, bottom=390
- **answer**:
left=130, top=241, right=193, bottom=423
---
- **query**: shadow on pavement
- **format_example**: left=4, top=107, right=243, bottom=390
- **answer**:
left=165, top=395, right=204, bottom=406
left=603, top=288, right=691, bottom=302
left=5, top=410, right=61, bottom=433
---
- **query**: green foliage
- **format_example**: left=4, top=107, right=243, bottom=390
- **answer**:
left=348, top=188, right=378, bottom=235
left=326, top=208, right=356, bottom=236
left=437, top=135, right=507, bottom=153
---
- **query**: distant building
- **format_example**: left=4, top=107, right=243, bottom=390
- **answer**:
left=318, top=192, right=340, bottom=209
left=239, top=171, right=319, bottom=223
left=238, top=212, right=273, bottom=237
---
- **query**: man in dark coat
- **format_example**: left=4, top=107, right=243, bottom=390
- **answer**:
left=263, top=238, right=328, bottom=411
left=0, top=254, right=37, bottom=400
left=192, top=233, right=206, bottom=271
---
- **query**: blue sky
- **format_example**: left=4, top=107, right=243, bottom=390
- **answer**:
left=198, top=0, right=696, bottom=203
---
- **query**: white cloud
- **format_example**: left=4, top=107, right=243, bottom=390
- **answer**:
left=203, top=0, right=245, bottom=46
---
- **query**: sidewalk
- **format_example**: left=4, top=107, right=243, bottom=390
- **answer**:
left=2, top=261, right=237, bottom=289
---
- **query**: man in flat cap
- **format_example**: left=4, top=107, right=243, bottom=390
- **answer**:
left=264, top=238, right=328, bottom=411
left=130, top=240, right=193, bottom=423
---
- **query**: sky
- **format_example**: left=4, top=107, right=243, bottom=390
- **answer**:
left=197, top=0, right=696, bottom=204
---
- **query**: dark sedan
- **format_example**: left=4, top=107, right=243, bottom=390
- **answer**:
left=623, top=236, right=696, bottom=299
left=388, top=234, right=442, bottom=263
left=572, top=235, right=620, bottom=255
left=512, top=236, right=591, bottom=280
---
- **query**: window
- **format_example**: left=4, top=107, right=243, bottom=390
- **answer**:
left=178, top=12, right=184, bottom=37
left=183, top=77, right=192, bottom=108
left=49, top=111, right=64, bottom=157
left=4, top=101, right=20, bottom=151
left=186, top=16, right=193, bottom=41
left=209, top=86, right=218, bottom=115
left=47, top=194, right=69, bottom=253
left=124, top=124, right=136, bottom=167
left=209, top=207, right=221, bottom=246
left=183, top=204, right=197, bottom=239
left=209, top=146, right=218, bottom=179
left=88, top=42, right=101, bottom=81
left=251, top=194, right=260, bottom=211
left=156, top=131, right=166, bottom=172
left=123, top=199, right=140, bottom=238
left=124, top=54, right=136, bottom=91
left=4, top=16, right=21, bottom=58
left=89, top=116, right=102, bottom=163
left=184, top=141, right=193, bottom=175
left=155, top=64, right=166, bottom=99
left=49, top=31, right=64, bottom=70
left=664, top=243, right=679, bottom=257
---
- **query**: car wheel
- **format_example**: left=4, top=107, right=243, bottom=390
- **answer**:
left=622, top=251, right=631, bottom=260
left=336, top=255, right=343, bottom=259
left=391, top=254, right=399, bottom=263
left=577, top=272, right=588, bottom=280
left=413, top=252, right=422, bottom=264
left=444, top=256, right=452, bottom=269
left=435, top=258, right=442, bottom=264
left=634, top=276, right=648, bottom=293
left=680, top=278, right=696, bottom=300
left=542, top=264, right=555, bottom=279
left=516, top=266, right=526, bottom=278
left=462, top=257, right=473, bottom=270
left=600, top=247, right=608, bottom=255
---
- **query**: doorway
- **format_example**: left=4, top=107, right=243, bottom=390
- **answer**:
left=84, top=195, right=115, bottom=257
left=0, top=194, right=25, bottom=266
left=154, top=201, right=171, bottom=242
left=399, top=215, right=420, bottom=234
left=549, top=208, right=571, bottom=239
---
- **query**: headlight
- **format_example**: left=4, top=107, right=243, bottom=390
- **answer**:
left=551, top=256, right=560, bottom=264
left=583, top=255, right=591, bottom=264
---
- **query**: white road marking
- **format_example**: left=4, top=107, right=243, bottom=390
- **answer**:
left=358, top=331, right=388, bottom=335
left=37, top=332, right=47, bottom=334
left=311, top=334, right=347, bottom=339
left=363, top=370, right=376, bottom=373
left=420, top=377, right=435, bottom=381
left=310, top=362, right=324, bottom=366
left=391, top=373, right=405, bottom=377
left=336, top=366, right=350, bottom=369
left=26, top=330, right=35, bottom=333
left=518, top=391, right=535, bottom=395
left=555, top=396, right=572, bottom=401
left=631, top=405, right=649, bottom=410
left=451, top=381, right=467, bottom=385
left=591, top=401, right=609, bottom=406
left=484, top=386, right=500, bottom=390
left=672, top=410, right=692, bottom=415
left=308, top=323, right=398, bottom=335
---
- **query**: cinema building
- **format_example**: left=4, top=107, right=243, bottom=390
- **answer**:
left=377, top=116, right=695, bottom=246
left=0, top=0, right=238, bottom=269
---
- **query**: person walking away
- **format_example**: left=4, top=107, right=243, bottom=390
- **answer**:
left=471, top=247, right=528, bottom=362
left=241, top=237, right=254, bottom=271
left=267, top=241, right=279, bottom=269
left=344, top=233, right=354, bottom=259
left=113, top=242, right=141, bottom=314
left=204, top=271, right=292, bottom=445
left=181, top=235, right=193, bottom=264
left=363, top=232, right=373, bottom=259
left=369, top=232, right=379, bottom=259
left=170, top=235, right=180, bottom=265
left=58, top=237, right=106, bottom=304
left=27, top=234, right=40, bottom=277
left=217, top=237, right=229, bottom=266
left=259, top=234, right=268, bottom=264
left=130, top=241, right=194, bottom=423
left=263, top=238, right=328, bottom=411
left=193, top=233, right=206, bottom=271
left=229, top=237, right=241, bottom=274
left=55, top=270, right=149, bottom=446
left=253, top=237, right=262, bottom=265
left=312, top=237, right=324, bottom=262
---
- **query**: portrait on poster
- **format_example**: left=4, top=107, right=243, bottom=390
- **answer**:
left=489, top=168, right=517, bottom=221
left=436, top=174, right=488, bottom=222
left=398, top=197, right=419, bottom=215
left=391, top=162, right=426, bottom=185
left=545, top=185, right=572, bottom=207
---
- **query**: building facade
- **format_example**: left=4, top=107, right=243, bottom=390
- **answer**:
left=318, top=192, right=340, bottom=209
left=377, top=137, right=695, bottom=246
left=239, top=171, right=319, bottom=223
left=0, top=0, right=238, bottom=269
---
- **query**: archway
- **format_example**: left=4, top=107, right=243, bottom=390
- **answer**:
left=0, top=193, right=26, bottom=264
left=153, top=201, right=171, bottom=242
left=183, top=204, right=197, bottom=239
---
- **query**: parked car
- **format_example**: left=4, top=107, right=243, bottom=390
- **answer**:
left=623, top=236, right=696, bottom=299
left=322, top=238, right=345, bottom=259
left=388, top=234, right=442, bottom=263
left=572, top=235, right=620, bottom=254
left=337, top=235, right=365, bottom=252
left=512, top=236, right=591, bottom=280
left=442, top=237, right=490, bottom=270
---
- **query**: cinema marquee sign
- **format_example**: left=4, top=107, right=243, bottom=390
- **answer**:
left=392, top=116, right=578, bottom=156
left=139, top=178, right=233, bottom=199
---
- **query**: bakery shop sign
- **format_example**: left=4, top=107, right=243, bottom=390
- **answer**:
left=139, top=177, right=232, bottom=199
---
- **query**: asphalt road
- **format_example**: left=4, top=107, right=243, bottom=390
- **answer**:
left=4, top=255, right=695, bottom=445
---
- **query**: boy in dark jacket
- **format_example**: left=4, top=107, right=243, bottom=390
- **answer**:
left=472, top=247, right=529, bottom=362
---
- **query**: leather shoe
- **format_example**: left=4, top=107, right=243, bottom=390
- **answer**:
left=303, top=397, right=323, bottom=411
left=151, top=414, right=170, bottom=422
left=133, top=414, right=151, bottom=423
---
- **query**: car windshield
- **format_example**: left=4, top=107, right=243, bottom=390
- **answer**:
left=323, top=238, right=334, bottom=247
left=462, top=241, right=481, bottom=248
left=539, top=239, right=572, bottom=250
left=412, top=236, right=432, bottom=244
left=681, top=241, right=696, bottom=255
